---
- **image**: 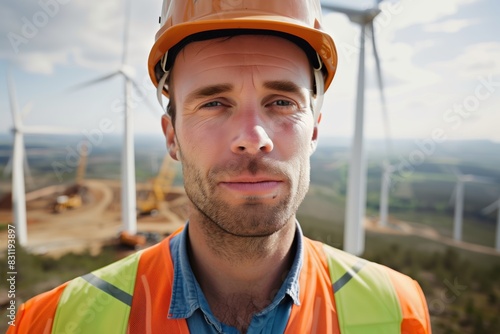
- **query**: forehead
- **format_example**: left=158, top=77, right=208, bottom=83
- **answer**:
left=171, top=34, right=312, bottom=90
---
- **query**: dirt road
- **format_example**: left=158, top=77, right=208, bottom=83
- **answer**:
left=1, top=180, right=186, bottom=257
left=365, top=218, right=500, bottom=257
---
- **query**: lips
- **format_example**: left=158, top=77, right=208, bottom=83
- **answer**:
left=219, top=176, right=283, bottom=196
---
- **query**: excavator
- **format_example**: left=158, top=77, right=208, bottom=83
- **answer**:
left=136, top=154, right=177, bottom=216
left=52, top=142, right=88, bottom=213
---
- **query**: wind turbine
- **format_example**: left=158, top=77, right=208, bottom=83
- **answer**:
left=378, top=161, right=395, bottom=227
left=481, top=198, right=500, bottom=252
left=450, top=174, right=465, bottom=241
left=321, top=0, right=388, bottom=255
left=69, top=0, right=159, bottom=235
left=448, top=167, right=493, bottom=242
left=7, top=75, right=77, bottom=247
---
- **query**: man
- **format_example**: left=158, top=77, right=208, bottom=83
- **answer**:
left=9, top=0, right=431, bottom=333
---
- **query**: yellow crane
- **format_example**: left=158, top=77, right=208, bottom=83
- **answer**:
left=53, top=142, right=88, bottom=213
left=136, top=155, right=176, bottom=216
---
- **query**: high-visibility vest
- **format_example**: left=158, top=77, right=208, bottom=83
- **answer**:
left=47, top=232, right=430, bottom=334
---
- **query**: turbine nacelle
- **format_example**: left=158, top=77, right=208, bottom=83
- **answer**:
left=322, top=4, right=381, bottom=24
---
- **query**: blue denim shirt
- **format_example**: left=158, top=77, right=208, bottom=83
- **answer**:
left=168, top=222, right=304, bottom=334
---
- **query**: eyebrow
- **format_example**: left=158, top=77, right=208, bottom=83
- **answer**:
left=264, top=80, right=304, bottom=95
left=185, top=80, right=305, bottom=103
left=186, top=83, right=233, bottom=102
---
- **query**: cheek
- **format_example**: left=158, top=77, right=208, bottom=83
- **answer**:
left=177, top=122, right=225, bottom=162
left=274, top=119, right=314, bottom=155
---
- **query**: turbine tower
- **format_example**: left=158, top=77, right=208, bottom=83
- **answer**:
left=7, top=75, right=76, bottom=246
left=379, top=161, right=395, bottom=227
left=481, top=198, right=500, bottom=252
left=322, top=0, right=387, bottom=255
left=449, top=167, right=493, bottom=242
left=450, top=176, right=465, bottom=241
left=8, top=76, right=27, bottom=246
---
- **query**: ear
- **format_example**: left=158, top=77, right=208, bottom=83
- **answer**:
left=310, top=125, right=319, bottom=155
left=310, top=112, right=321, bottom=154
left=162, top=114, right=179, bottom=161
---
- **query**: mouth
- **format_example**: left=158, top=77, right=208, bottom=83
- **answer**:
left=219, top=177, right=283, bottom=197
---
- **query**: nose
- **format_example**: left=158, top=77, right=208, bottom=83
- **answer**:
left=231, top=117, right=274, bottom=155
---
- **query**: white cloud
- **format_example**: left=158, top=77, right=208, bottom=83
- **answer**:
left=424, top=19, right=478, bottom=33
left=16, top=51, right=68, bottom=74
left=0, top=0, right=159, bottom=75
left=320, top=0, right=496, bottom=141
left=429, top=42, right=500, bottom=79
left=376, top=42, right=442, bottom=91
left=322, top=0, right=480, bottom=99
left=384, top=0, right=480, bottom=31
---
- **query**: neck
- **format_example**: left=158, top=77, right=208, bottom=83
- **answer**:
left=187, top=207, right=297, bottom=331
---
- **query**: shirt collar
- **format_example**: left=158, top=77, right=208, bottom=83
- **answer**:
left=168, top=221, right=304, bottom=319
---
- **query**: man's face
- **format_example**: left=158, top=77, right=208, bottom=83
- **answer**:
left=162, top=34, right=318, bottom=237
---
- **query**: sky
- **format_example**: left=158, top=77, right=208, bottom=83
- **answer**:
left=1, top=0, right=499, bottom=147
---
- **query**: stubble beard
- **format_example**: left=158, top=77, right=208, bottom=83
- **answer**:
left=180, top=148, right=310, bottom=260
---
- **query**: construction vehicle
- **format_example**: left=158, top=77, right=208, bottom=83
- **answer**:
left=118, top=230, right=162, bottom=249
left=53, top=142, right=88, bottom=213
left=118, top=231, right=147, bottom=249
left=136, top=155, right=177, bottom=216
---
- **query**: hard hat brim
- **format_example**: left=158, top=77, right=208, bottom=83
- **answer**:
left=148, top=15, right=337, bottom=96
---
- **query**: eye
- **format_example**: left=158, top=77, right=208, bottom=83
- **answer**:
left=266, top=98, right=299, bottom=113
left=272, top=99, right=293, bottom=107
left=201, top=101, right=223, bottom=108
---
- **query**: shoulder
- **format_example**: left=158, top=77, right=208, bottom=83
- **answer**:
left=7, top=282, right=68, bottom=334
left=7, top=242, right=160, bottom=334
left=313, top=240, right=431, bottom=333
left=319, top=240, right=426, bottom=304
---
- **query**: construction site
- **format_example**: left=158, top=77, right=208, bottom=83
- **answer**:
left=0, top=148, right=188, bottom=257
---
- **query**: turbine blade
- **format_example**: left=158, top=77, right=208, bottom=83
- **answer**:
left=121, top=0, right=132, bottom=66
left=321, top=3, right=380, bottom=22
left=119, top=65, right=136, bottom=79
left=66, top=72, right=120, bottom=93
left=482, top=199, right=500, bottom=215
left=7, top=74, right=23, bottom=130
left=449, top=184, right=458, bottom=206
left=370, top=21, right=392, bottom=157
left=23, top=152, right=35, bottom=189
left=449, top=165, right=462, bottom=178
left=21, top=102, right=34, bottom=121
left=467, top=175, right=495, bottom=184
left=321, top=3, right=366, bottom=17
left=129, top=79, right=162, bottom=118
left=23, top=126, right=79, bottom=135
left=2, top=156, right=13, bottom=178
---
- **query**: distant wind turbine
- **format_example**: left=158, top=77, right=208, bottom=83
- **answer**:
left=68, top=0, right=160, bottom=235
left=448, top=166, right=493, bottom=241
left=7, top=75, right=77, bottom=246
left=321, top=0, right=388, bottom=255
left=450, top=178, right=465, bottom=241
left=481, top=198, right=500, bottom=252
left=379, top=161, right=395, bottom=227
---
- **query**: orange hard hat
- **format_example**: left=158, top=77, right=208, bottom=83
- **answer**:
left=148, top=0, right=338, bottom=97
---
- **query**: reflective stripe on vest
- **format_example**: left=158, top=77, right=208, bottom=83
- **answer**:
left=52, top=251, right=142, bottom=334
left=323, top=245, right=403, bottom=334
left=53, top=244, right=405, bottom=333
